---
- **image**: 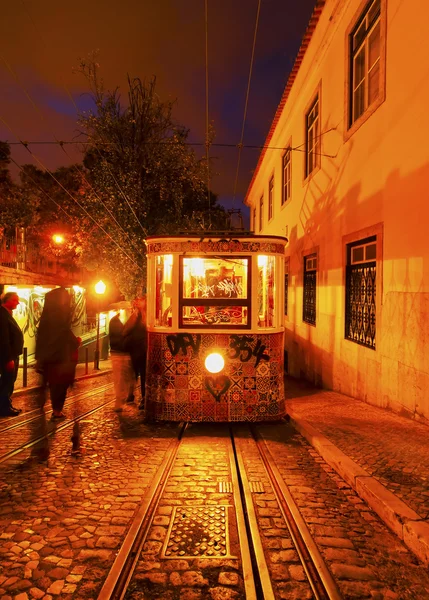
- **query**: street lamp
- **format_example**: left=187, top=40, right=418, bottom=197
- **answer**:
left=94, top=279, right=106, bottom=370
left=52, top=234, right=64, bottom=245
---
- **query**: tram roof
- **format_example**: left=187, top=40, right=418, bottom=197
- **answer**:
left=145, top=232, right=288, bottom=243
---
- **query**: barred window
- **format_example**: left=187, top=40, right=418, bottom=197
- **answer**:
left=259, top=196, right=264, bottom=232
left=303, top=254, right=317, bottom=325
left=282, top=148, right=291, bottom=204
left=345, top=236, right=376, bottom=349
left=350, top=0, right=381, bottom=126
left=268, top=177, right=274, bottom=221
left=305, top=96, right=320, bottom=178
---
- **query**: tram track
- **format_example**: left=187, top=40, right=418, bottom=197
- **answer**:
left=0, top=382, right=115, bottom=464
left=0, top=382, right=113, bottom=435
left=97, top=423, right=342, bottom=600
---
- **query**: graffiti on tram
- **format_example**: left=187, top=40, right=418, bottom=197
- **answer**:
left=165, top=332, right=270, bottom=368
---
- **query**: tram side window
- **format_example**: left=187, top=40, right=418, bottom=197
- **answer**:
left=257, top=255, right=275, bottom=328
left=180, top=256, right=250, bottom=328
left=155, top=254, right=173, bottom=327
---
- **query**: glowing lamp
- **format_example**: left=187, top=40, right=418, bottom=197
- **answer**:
left=52, top=234, right=64, bottom=244
left=205, top=352, right=225, bottom=374
left=95, top=280, right=106, bottom=295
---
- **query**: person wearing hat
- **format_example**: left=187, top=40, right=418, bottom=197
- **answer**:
left=0, top=291, right=24, bottom=417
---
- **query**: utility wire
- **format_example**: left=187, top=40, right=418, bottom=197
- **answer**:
left=204, top=0, right=211, bottom=226
left=3, top=137, right=337, bottom=158
left=232, top=0, right=261, bottom=203
left=0, top=113, right=143, bottom=270
left=0, top=50, right=146, bottom=257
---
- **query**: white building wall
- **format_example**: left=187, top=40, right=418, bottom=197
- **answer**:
left=246, top=0, right=429, bottom=420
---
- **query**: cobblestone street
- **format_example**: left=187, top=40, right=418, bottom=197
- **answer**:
left=1, top=373, right=429, bottom=599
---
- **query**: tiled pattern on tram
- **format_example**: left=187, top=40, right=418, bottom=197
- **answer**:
left=147, top=332, right=285, bottom=422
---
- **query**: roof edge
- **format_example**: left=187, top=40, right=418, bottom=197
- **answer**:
left=244, top=0, right=326, bottom=205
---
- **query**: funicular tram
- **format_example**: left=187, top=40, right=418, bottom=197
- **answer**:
left=145, top=233, right=288, bottom=422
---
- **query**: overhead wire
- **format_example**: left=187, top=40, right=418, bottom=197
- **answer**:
left=232, top=0, right=261, bottom=204
left=204, top=0, right=211, bottom=226
left=0, top=114, right=143, bottom=271
left=2, top=128, right=338, bottom=158
left=0, top=51, right=146, bottom=264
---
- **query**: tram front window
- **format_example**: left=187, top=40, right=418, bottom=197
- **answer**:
left=180, top=256, right=250, bottom=328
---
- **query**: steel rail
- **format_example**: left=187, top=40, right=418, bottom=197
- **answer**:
left=251, top=426, right=342, bottom=600
left=0, top=394, right=116, bottom=464
left=0, top=383, right=113, bottom=434
left=97, top=422, right=187, bottom=600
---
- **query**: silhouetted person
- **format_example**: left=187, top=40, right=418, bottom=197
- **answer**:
left=109, top=311, right=134, bottom=412
left=123, top=297, right=147, bottom=413
left=0, top=292, right=23, bottom=416
left=36, top=287, right=80, bottom=419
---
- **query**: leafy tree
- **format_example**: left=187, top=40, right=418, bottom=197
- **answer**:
left=74, top=60, right=227, bottom=296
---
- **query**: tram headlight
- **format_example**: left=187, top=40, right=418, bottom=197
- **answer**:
left=205, top=352, right=225, bottom=374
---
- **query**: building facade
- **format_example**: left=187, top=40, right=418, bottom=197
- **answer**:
left=245, top=0, right=429, bottom=421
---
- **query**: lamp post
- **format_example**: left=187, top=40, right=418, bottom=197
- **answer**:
left=94, top=279, right=106, bottom=370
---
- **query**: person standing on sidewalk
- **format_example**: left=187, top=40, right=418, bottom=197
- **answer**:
left=0, top=291, right=23, bottom=417
left=35, top=287, right=80, bottom=419
left=123, top=296, right=148, bottom=414
left=109, top=311, right=135, bottom=412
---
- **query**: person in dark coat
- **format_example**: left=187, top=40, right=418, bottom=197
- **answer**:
left=123, top=296, right=148, bottom=413
left=35, top=287, right=80, bottom=419
left=0, top=291, right=24, bottom=416
left=109, top=311, right=135, bottom=412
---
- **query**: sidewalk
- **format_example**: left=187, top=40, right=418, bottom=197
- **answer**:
left=285, top=376, right=429, bottom=566
left=13, top=358, right=112, bottom=395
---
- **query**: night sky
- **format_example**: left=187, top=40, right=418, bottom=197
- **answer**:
left=1, top=0, right=316, bottom=222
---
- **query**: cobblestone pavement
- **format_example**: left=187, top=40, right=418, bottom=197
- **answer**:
left=285, top=377, right=429, bottom=564
left=0, top=384, right=180, bottom=600
left=1, top=377, right=429, bottom=599
left=257, top=423, right=429, bottom=599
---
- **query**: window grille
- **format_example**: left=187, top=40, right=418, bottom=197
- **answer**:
left=350, top=0, right=381, bottom=125
left=345, top=236, right=376, bottom=349
left=282, top=149, right=291, bottom=204
left=303, top=254, right=317, bottom=325
left=305, top=96, right=320, bottom=178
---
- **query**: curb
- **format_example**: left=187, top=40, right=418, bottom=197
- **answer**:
left=13, top=368, right=113, bottom=398
left=288, top=409, right=429, bottom=567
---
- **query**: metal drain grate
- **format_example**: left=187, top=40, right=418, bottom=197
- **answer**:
left=161, top=505, right=235, bottom=559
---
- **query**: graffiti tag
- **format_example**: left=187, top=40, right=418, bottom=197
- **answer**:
left=166, top=333, right=202, bottom=357
left=229, top=335, right=270, bottom=368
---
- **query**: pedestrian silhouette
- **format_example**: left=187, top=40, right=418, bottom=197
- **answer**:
left=0, top=291, right=24, bottom=417
left=35, top=287, right=81, bottom=419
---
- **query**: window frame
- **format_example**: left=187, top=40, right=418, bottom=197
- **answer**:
left=304, top=93, right=320, bottom=180
left=178, top=255, right=252, bottom=330
left=345, top=236, right=377, bottom=349
left=282, top=147, right=291, bottom=206
left=259, top=195, right=264, bottom=232
left=303, top=252, right=317, bottom=326
left=268, top=176, right=274, bottom=221
left=345, top=0, right=387, bottom=139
